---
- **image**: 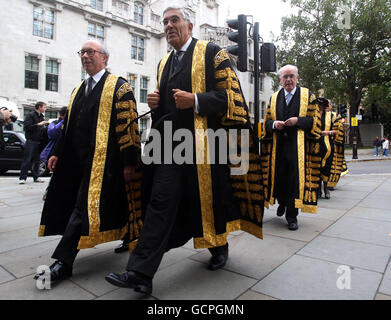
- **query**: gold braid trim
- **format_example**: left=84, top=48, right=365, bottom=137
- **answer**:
left=116, top=82, right=133, bottom=100
left=157, top=51, right=172, bottom=89
left=192, top=40, right=217, bottom=247
left=214, top=49, right=230, bottom=69
left=65, top=81, right=84, bottom=134
left=78, top=74, right=128, bottom=249
left=193, top=219, right=263, bottom=249
left=297, top=88, right=308, bottom=204
left=322, top=111, right=332, bottom=168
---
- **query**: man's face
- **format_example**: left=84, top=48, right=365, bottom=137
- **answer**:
left=80, top=40, right=107, bottom=76
left=163, top=9, right=193, bottom=50
left=38, top=104, right=46, bottom=114
left=280, top=67, right=299, bottom=92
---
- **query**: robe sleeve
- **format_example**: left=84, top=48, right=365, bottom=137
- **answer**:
left=304, top=93, right=322, bottom=139
left=332, top=116, right=345, bottom=145
left=197, top=46, right=248, bottom=125
left=114, top=79, right=141, bottom=166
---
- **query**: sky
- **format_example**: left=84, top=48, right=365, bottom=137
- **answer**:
left=222, top=0, right=298, bottom=42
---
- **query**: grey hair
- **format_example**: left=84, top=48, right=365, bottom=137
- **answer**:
left=278, top=64, right=298, bottom=77
left=163, top=7, right=193, bottom=24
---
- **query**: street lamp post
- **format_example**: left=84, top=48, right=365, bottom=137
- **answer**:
left=352, top=47, right=359, bottom=159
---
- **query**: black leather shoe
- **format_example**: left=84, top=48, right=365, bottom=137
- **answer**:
left=277, top=205, right=285, bottom=217
left=288, top=222, right=299, bottom=231
left=33, top=260, right=72, bottom=283
left=114, top=241, right=129, bottom=253
left=105, top=271, right=152, bottom=295
left=208, top=251, right=228, bottom=271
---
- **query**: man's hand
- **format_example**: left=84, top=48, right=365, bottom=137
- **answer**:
left=284, top=117, right=298, bottom=127
left=172, top=89, right=195, bottom=110
left=123, top=165, right=136, bottom=183
left=48, top=156, right=58, bottom=172
left=147, top=90, right=160, bottom=110
left=274, top=121, right=286, bottom=131
left=38, top=120, right=49, bottom=126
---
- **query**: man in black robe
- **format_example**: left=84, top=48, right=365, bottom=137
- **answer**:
left=105, top=6, right=264, bottom=295
left=261, top=65, right=321, bottom=231
left=34, top=40, right=141, bottom=284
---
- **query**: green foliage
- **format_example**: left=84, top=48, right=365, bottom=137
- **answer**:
left=274, top=0, right=391, bottom=116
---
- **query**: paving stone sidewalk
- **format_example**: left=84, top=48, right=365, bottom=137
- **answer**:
left=0, top=172, right=390, bottom=300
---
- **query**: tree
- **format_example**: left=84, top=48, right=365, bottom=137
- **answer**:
left=275, top=0, right=391, bottom=117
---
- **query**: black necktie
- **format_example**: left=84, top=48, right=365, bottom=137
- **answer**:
left=86, top=77, right=94, bottom=96
left=172, top=51, right=181, bottom=71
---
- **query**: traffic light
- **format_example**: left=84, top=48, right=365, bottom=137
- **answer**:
left=339, top=104, right=347, bottom=118
left=260, top=43, right=276, bottom=72
left=227, top=14, right=248, bottom=72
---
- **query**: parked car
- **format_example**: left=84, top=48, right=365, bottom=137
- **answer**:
left=0, top=130, right=50, bottom=176
left=0, top=130, right=25, bottom=174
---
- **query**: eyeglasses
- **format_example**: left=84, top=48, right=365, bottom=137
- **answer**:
left=77, top=49, right=104, bottom=57
left=162, top=15, right=182, bottom=26
left=282, top=74, right=296, bottom=79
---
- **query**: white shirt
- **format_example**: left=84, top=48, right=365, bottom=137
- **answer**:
left=284, top=87, right=297, bottom=101
left=383, top=139, right=389, bottom=149
left=85, top=68, right=106, bottom=95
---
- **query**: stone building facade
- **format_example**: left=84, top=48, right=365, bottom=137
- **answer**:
left=0, top=0, right=274, bottom=136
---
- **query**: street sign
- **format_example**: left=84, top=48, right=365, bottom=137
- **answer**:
left=351, top=117, right=358, bottom=127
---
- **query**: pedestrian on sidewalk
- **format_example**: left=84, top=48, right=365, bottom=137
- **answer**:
left=105, top=6, right=264, bottom=296
left=19, top=102, right=48, bottom=184
left=382, top=136, right=389, bottom=157
left=40, top=106, right=67, bottom=200
left=260, top=64, right=321, bottom=231
left=34, top=39, right=142, bottom=285
left=373, top=136, right=381, bottom=156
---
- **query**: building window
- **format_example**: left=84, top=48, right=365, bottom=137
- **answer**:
left=140, top=77, right=148, bottom=103
left=127, top=73, right=137, bottom=90
left=131, top=36, right=145, bottom=61
left=90, top=0, right=103, bottom=11
left=45, top=110, right=58, bottom=120
left=134, top=3, right=144, bottom=25
left=88, top=23, right=104, bottom=41
left=46, top=59, right=59, bottom=92
left=33, top=6, right=54, bottom=39
left=25, top=55, right=39, bottom=89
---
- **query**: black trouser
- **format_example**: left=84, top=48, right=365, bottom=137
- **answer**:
left=51, top=162, right=87, bottom=267
left=127, top=164, right=227, bottom=278
left=275, top=144, right=299, bottom=224
left=20, top=140, right=41, bottom=180
left=51, top=207, right=82, bottom=266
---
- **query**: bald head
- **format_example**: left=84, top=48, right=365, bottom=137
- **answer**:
left=79, top=40, right=109, bottom=76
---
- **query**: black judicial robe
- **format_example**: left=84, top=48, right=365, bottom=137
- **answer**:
left=141, top=38, right=264, bottom=250
left=38, top=72, right=142, bottom=249
left=321, top=112, right=347, bottom=187
left=261, top=87, right=322, bottom=213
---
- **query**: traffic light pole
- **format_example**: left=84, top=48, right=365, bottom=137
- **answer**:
left=253, top=22, right=260, bottom=154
